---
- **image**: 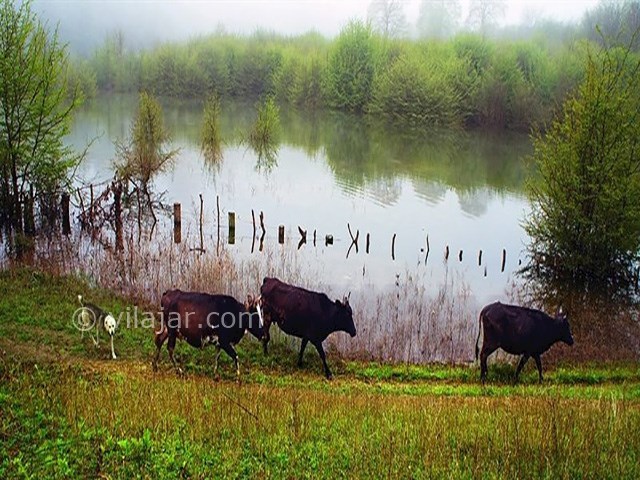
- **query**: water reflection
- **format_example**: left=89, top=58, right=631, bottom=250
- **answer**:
left=70, top=94, right=532, bottom=305
left=74, top=94, right=532, bottom=198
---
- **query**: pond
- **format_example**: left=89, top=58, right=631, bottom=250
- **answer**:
left=68, top=94, right=534, bottom=362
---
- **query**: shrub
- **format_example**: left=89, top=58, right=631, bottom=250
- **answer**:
left=525, top=42, right=640, bottom=290
left=325, top=21, right=377, bottom=112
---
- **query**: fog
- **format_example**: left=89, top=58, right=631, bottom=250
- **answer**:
left=32, top=0, right=600, bottom=54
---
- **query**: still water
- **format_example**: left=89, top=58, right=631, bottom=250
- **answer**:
left=70, top=94, right=532, bottom=310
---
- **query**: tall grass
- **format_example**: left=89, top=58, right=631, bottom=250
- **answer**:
left=2, top=361, right=639, bottom=479
left=12, top=217, right=640, bottom=368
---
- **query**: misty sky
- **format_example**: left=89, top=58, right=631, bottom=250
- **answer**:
left=32, top=0, right=601, bottom=53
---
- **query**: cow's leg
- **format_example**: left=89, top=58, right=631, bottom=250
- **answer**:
left=262, top=321, right=271, bottom=355
left=220, top=343, right=240, bottom=378
left=152, top=327, right=168, bottom=371
left=533, top=354, right=544, bottom=382
left=167, top=333, right=183, bottom=375
left=479, top=343, right=498, bottom=383
left=298, top=338, right=308, bottom=367
left=213, top=345, right=222, bottom=376
left=514, top=354, right=530, bottom=381
left=312, top=340, right=332, bottom=379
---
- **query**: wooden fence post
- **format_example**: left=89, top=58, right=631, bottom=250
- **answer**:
left=198, top=194, right=204, bottom=253
left=391, top=233, right=396, bottom=260
left=228, top=212, right=235, bottom=244
left=61, top=193, right=71, bottom=235
left=278, top=225, right=285, bottom=244
left=173, top=203, right=181, bottom=244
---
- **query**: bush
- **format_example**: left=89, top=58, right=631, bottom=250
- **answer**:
left=325, top=21, right=377, bottom=112
left=525, top=43, right=640, bottom=290
left=369, top=51, right=466, bottom=127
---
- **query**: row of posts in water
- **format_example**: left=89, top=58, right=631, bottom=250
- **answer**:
left=41, top=190, right=510, bottom=273
left=171, top=198, right=510, bottom=273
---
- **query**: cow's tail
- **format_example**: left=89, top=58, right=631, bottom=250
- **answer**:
left=255, top=295, right=264, bottom=329
left=475, top=311, right=484, bottom=361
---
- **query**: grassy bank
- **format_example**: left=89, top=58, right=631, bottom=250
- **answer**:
left=1, top=268, right=639, bottom=478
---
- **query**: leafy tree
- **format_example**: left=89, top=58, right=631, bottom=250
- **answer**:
left=525, top=39, right=640, bottom=289
left=325, top=21, right=377, bottom=112
left=115, top=92, right=177, bottom=188
left=582, top=0, right=640, bottom=51
left=0, top=0, right=82, bottom=244
left=417, top=0, right=461, bottom=39
left=367, top=0, right=409, bottom=38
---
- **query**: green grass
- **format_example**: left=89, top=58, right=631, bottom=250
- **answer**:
left=1, top=267, right=640, bottom=479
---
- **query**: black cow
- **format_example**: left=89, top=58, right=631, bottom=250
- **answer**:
left=475, top=301, right=574, bottom=382
left=153, top=289, right=262, bottom=377
left=258, top=277, right=356, bottom=379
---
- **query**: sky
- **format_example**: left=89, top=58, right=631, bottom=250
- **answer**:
left=31, top=0, right=602, bottom=53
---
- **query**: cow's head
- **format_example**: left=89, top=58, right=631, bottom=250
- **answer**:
left=556, top=308, right=574, bottom=346
left=335, top=295, right=356, bottom=337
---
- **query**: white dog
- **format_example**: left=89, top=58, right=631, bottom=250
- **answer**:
left=77, top=295, right=117, bottom=359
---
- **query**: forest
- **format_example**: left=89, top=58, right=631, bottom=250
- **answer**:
left=64, top=0, right=640, bottom=131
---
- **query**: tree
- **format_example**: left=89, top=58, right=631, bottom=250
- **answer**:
left=367, top=0, right=409, bottom=38
left=0, top=0, right=82, bottom=244
left=114, top=92, right=178, bottom=229
left=582, top=1, right=640, bottom=51
left=524, top=38, right=640, bottom=290
left=115, top=92, right=177, bottom=189
left=417, top=0, right=461, bottom=39
left=325, top=21, right=377, bottom=113
left=466, top=0, right=506, bottom=38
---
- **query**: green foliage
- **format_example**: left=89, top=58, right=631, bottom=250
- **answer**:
left=84, top=24, right=595, bottom=132
left=67, top=58, right=98, bottom=99
left=582, top=0, right=640, bottom=51
left=115, top=92, right=178, bottom=187
left=0, top=0, right=83, bottom=242
left=525, top=43, right=640, bottom=289
left=249, top=96, right=281, bottom=146
left=369, top=49, right=467, bottom=127
left=325, top=21, right=377, bottom=112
